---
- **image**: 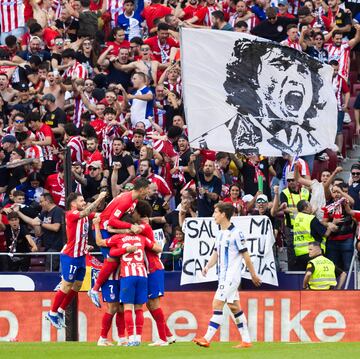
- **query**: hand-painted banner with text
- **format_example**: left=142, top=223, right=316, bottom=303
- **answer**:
left=181, top=216, right=278, bottom=286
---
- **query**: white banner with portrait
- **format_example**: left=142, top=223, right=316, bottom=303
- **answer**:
left=180, top=216, right=278, bottom=286
left=180, top=28, right=337, bottom=156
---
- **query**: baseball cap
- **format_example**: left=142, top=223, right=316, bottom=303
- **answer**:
left=278, top=0, right=288, bottom=6
left=242, top=194, right=254, bottom=203
left=256, top=194, right=268, bottom=203
left=2, top=134, right=17, bottom=144
left=88, top=161, right=102, bottom=169
left=41, top=93, right=56, bottom=102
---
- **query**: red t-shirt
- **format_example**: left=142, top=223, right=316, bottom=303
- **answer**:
left=45, top=173, right=65, bottom=207
left=141, top=3, right=172, bottom=30
left=183, top=4, right=203, bottom=21
left=105, top=40, right=131, bottom=56
left=90, top=118, right=106, bottom=145
left=144, top=35, right=179, bottom=63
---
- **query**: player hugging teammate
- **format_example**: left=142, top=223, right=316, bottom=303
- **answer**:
left=47, top=177, right=175, bottom=346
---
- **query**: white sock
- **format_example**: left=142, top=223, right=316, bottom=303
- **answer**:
left=58, top=308, right=65, bottom=315
left=136, top=335, right=142, bottom=342
left=204, top=310, right=223, bottom=342
left=234, top=311, right=251, bottom=343
left=129, top=335, right=135, bottom=342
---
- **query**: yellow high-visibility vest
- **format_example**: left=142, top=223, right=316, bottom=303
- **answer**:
left=308, top=255, right=337, bottom=290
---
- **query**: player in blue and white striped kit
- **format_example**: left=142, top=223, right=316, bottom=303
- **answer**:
left=193, top=202, right=262, bottom=349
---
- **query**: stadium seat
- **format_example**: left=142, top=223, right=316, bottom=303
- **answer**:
left=352, top=84, right=360, bottom=96
left=30, top=256, right=46, bottom=272
left=326, top=150, right=338, bottom=172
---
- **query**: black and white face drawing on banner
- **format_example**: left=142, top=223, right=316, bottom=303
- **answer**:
left=223, top=39, right=327, bottom=155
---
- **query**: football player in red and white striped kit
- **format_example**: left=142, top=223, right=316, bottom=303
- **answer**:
left=46, top=191, right=107, bottom=329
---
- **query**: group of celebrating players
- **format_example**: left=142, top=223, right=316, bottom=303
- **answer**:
left=45, top=177, right=262, bottom=348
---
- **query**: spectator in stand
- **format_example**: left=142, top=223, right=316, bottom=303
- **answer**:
left=27, top=111, right=58, bottom=176
left=301, top=31, right=329, bottom=63
left=327, top=0, right=351, bottom=36
left=348, top=163, right=360, bottom=210
left=84, top=137, right=104, bottom=167
left=73, top=161, right=107, bottom=201
left=297, top=6, right=331, bottom=33
left=278, top=0, right=295, bottom=19
left=281, top=24, right=303, bottom=51
left=324, top=27, right=360, bottom=81
left=125, top=72, right=154, bottom=129
left=330, top=60, right=350, bottom=161
left=211, top=11, right=234, bottom=31
left=197, top=159, right=222, bottom=217
left=233, top=154, right=272, bottom=200
left=229, top=1, right=259, bottom=30
left=117, top=0, right=144, bottom=41
left=322, top=184, right=355, bottom=272
left=251, top=7, right=296, bottom=42
left=185, top=0, right=221, bottom=28
left=16, top=192, right=64, bottom=271
left=144, top=23, right=179, bottom=65
left=251, top=187, right=280, bottom=227
left=222, top=183, right=247, bottom=215
left=146, top=182, right=168, bottom=230
left=5, top=211, right=37, bottom=271
left=141, top=0, right=173, bottom=32
left=136, top=159, right=172, bottom=203
left=107, top=137, right=135, bottom=195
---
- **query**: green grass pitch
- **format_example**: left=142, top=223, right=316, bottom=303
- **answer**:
left=1, top=342, right=360, bottom=359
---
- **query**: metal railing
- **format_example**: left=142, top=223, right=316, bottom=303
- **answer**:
left=0, top=251, right=182, bottom=272
left=0, top=251, right=358, bottom=289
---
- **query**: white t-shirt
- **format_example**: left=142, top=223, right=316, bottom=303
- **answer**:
left=215, top=223, right=247, bottom=284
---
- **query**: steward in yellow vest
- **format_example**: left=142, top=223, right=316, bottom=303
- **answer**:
left=303, top=242, right=346, bottom=290
left=292, top=200, right=338, bottom=271
left=280, top=173, right=310, bottom=229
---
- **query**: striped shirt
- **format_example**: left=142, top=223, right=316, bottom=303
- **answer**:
left=35, top=123, right=57, bottom=160
left=63, top=61, right=88, bottom=80
left=325, top=42, right=350, bottom=81
left=107, top=233, right=154, bottom=277
left=216, top=223, right=247, bottom=283
left=62, top=210, right=95, bottom=258
left=108, top=0, right=124, bottom=27
left=0, top=0, right=25, bottom=33
left=67, top=135, right=84, bottom=163
left=25, top=144, right=44, bottom=161
left=281, top=38, right=302, bottom=52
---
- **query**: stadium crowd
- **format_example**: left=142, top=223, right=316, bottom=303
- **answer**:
left=0, top=0, right=360, bottom=276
